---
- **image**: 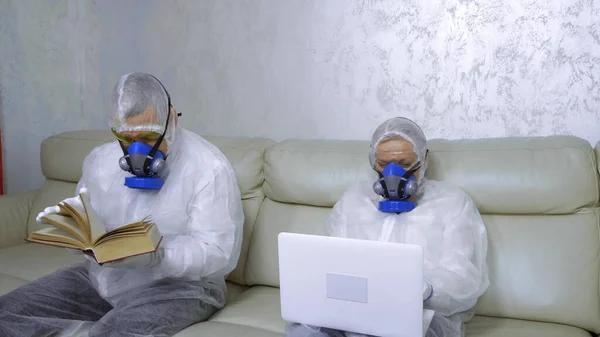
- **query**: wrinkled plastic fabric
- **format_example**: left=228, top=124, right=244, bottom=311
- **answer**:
left=287, top=118, right=487, bottom=336
left=0, top=265, right=219, bottom=337
left=286, top=323, right=352, bottom=336
left=0, top=125, right=243, bottom=336
left=312, top=179, right=488, bottom=337
left=286, top=313, right=450, bottom=337
left=78, top=126, right=244, bottom=306
left=369, top=117, right=428, bottom=180
left=109, top=72, right=178, bottom=146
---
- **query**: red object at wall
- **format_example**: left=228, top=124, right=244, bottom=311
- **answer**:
left=0, top=127, right=3, bottom=195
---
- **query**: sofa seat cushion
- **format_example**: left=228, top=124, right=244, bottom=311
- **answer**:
left=205, top=286, right=590, bottom=337
left=466, top=316, right=590, bottom=336
left=175, top=321, right=283, bottom=337
left=0, top=243, right=246, bottom=302
left=0, top=243, right=83, bottom=282
left=225, top=282, right=249, bottom=303
left=0, top=273, right=29, bottom=296
left=210, top=286, right=285, bottom=333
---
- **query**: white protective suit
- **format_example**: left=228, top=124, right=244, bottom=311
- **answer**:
left=0, top=72, right=244, bottom=337
left=287, top=118, right=489, bottom=337
left=82, top=126, right=243, bottom=304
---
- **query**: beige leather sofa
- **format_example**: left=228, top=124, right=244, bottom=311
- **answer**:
left=0, top=130, right=599, bottom=337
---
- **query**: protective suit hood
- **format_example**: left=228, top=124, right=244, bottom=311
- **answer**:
left=369, top=117, right=429, bottom=182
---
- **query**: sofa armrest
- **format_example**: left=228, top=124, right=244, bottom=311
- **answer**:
left=0, top=190, right=38, bottom=249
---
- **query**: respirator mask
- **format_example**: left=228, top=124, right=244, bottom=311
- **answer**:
left=373, top=161, right=422, bottom=213
left=118, top=139, right=167, bottom=190
left=115, top=75, right=181, bottom=190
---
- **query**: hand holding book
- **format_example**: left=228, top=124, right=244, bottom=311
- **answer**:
left=28, top=192, right=163, bottom=265
left=36, top=186, right=88, bottom=223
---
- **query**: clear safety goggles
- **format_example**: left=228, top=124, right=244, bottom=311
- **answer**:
left=111, top=128, right=162, bottom=144
left=375, top=149, right=428, bottom=170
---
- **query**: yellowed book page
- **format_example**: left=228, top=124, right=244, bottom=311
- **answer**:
left=102, top=223, right=148, bottom=236
left=27, top=237, right=82, bottom=250
left=79, top=193, right=107, bottom=244
left=91, top=228, right=161, bottom=264
left=58, top=202, right=85, bottom=224
left=28, top=227, right=87, bottom=249
left=59, top=200, right=89, bottom=241
left=107, top=227, right=150, bottom=236
left=108, top=219, right=149, bottom=232
left=92, top=219, right=152, bottom=245
left=104, top=216, right=152, bottom=234
left=94, top=229, right=152, bottom=246
left=40, top=214, right=88, bottom=244
left=93, top=221, right=157, bottom=247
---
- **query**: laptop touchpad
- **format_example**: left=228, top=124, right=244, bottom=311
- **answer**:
left=326, top=273, right=368, bottom=303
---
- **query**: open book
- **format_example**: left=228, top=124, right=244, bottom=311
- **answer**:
left=26, top=193, right=162, bottom=265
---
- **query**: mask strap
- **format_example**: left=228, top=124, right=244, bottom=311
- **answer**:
left=402, top=150, right=427, bottom=183
left=147, top=74, right=181, bottom=117
left=397, top=161, right=421, bottom=197
left=143, top=110, right=169, bottom=175
left=403, top=162, right=421, bottom=179
left=142, top=75, right=173, bottom=176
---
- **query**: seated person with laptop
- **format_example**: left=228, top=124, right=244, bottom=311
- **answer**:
left=284, top=117, right=490, bottom=337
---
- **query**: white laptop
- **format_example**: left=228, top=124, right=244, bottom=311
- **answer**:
left=278, top=232, right=433, bottom=337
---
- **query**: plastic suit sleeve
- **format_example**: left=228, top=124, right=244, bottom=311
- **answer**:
left=325, top=200, right=346, bottom=238
left=157, top=167, right=238, bottom=279
left=424, top=193, right=488, bottom=316
left=75, top=180, right=87, bottom=197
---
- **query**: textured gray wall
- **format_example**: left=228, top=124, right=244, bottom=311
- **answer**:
left=1, top=0, right=599, bottom=194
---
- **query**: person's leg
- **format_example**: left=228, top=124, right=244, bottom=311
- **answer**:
left=286, top=323, right=349, bottom=337
left=425, top=313, right=464, bottom=337
left=89, top=279, right=221, bottom=337
left=0, top=264, right=113, bottom=337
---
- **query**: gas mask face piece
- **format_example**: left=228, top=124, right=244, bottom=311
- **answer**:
left=118, top=141, right=167, bottom=189
left=373, top=162, right=421, bottom=213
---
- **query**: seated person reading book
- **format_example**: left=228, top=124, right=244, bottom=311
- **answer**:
left=28, top=193, right=162, bottom=265
left=0, top=73, right=244, bottom=337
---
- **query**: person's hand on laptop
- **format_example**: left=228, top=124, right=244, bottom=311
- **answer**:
left=423, top=281, right=433, bottom=302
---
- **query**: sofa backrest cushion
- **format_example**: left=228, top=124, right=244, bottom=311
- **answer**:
left=202, top=136, right=275, bottom=284
left=247, top=136, right=600, bottom=332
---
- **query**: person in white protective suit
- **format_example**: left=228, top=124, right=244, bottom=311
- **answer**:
left=286, top=117, right=489, bottom=337
left=0, top=72, right=244, bottom=337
